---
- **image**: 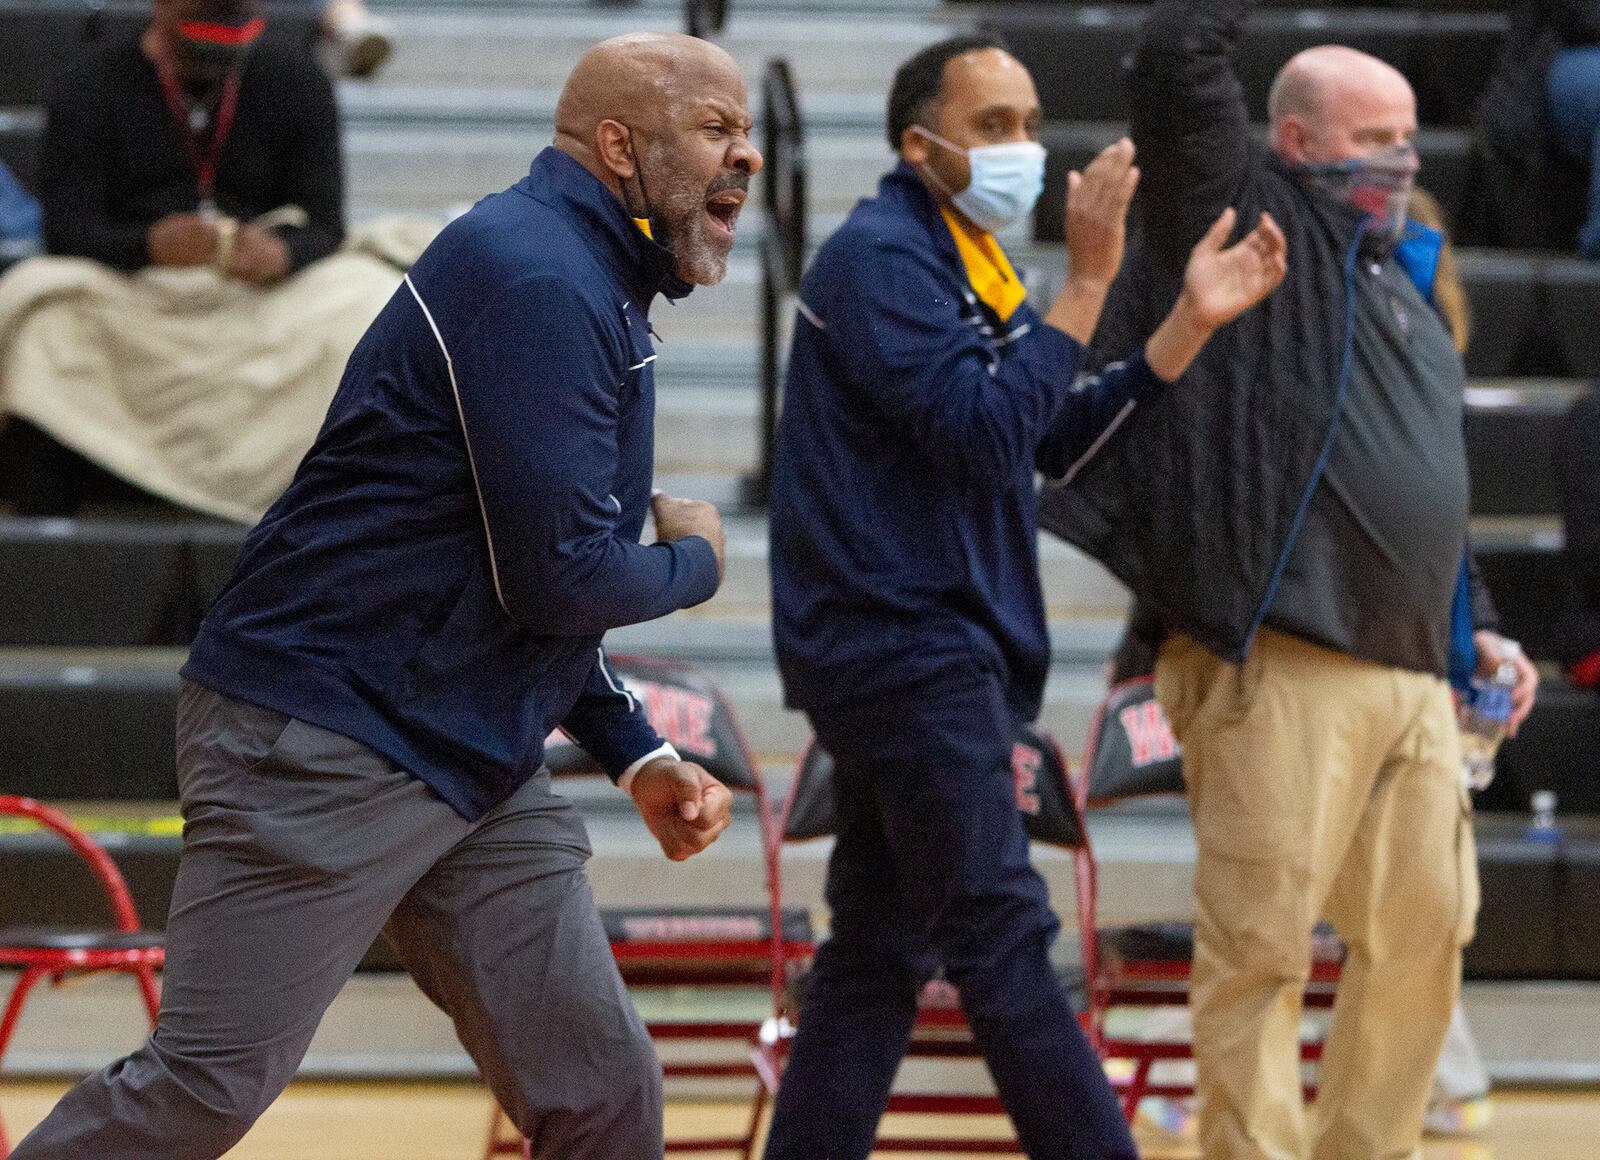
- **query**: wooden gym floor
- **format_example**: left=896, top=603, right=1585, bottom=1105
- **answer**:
left=5, top=1080, right=1600, bottom=1158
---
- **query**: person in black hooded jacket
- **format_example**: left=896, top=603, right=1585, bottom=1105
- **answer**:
left=1040, top=2, right=1535, bottom=1157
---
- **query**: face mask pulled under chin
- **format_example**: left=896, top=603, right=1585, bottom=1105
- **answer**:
left=915, top=128, right=1047, bottom=234
left=1296, top=143, right=1419, bottom=240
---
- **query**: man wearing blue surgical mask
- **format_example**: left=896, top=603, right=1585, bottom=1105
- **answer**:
left=1041, top=6, right=1539, bottom=1158
left=764, top=35, right=1288, bottom=1160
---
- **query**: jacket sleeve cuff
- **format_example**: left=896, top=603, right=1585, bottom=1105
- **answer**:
left=1030, top=309, right=1089, bottom=369
left=618, top=742, right=680, bottom=793
left=673, top=535, right=721, bottom=608
left=1121, top=351, right=1167, bottom=399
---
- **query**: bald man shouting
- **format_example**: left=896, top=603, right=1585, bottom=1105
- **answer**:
left=13, top=33, right=755, bottom=1160
left=1040, top=3, right=1530, bottom=1157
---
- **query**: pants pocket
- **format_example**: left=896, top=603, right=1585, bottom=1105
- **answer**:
left=1153, top=634, right=1211, bottom=744
left=175, top=680, right=296, bottom=807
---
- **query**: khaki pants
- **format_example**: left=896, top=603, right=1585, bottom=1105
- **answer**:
left=1155, top=629, right=1479, bottom=1160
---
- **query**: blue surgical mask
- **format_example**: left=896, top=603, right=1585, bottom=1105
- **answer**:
left=915, top=128, right=1047, bottom=234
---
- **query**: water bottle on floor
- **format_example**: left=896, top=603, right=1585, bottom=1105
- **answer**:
left=1527, top=790, right=1562, bottom=845
left=1458, top=640, right=1522, bottom=791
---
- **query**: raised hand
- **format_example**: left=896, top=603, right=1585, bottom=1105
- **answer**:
left=628, top=757, right=734, bottom=862
left=1063, top=137, right=1140, bottom=290
left=1144, top=209, right=1289, bottom=383
left=1179, top=208, right=1288, bottom=329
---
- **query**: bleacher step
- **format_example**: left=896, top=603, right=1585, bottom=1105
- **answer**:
left=371, top=9, right=956, bottom=92
left=343, top=127, right=888, bottom=216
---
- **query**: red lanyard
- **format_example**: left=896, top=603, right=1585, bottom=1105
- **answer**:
left=156, top=62, right=242, bottom=210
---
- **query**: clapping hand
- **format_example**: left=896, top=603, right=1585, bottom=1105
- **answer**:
left=1047, top=138, right=1141, bottom=342
left=1144, top=208, right=1289, bottom=382
left=1178, top=207, right=1289, bottom=329
left=1063, top=137, right=1140, bottom=291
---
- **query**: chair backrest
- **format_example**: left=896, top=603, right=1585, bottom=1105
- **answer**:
left=1081, top=677, right=1185, bottom=807
left=542, top=655, right=762, bottom=793
left=539, top=656, right=790, bottom=1007
left=782, top=722, right=1085, bottom=850
left=779, top=722, right=1105, bottom=1058
left=0, top=794, right=142, bottom=932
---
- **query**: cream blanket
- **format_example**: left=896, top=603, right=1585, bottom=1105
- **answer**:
left=0, top=215, right=441, bottom=523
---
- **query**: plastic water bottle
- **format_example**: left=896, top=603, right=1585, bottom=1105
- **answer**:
left=1458, top=641, right=1521, bottom=791
left=1528, top=790, right=1561, bottom=845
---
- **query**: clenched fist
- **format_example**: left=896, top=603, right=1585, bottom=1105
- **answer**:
left=629, top=757, right=734, bottom=862
left=651, top=490, right=725, bottom=583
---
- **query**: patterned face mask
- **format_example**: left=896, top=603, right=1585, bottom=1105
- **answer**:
left=1297, top=143, right=1420, bottom=239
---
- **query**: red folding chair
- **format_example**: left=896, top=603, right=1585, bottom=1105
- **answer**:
left=754, top=722, right=1103, bottom=1153
left=1078, top=677, right=1343, bottom=1120
left=0, top=795, right=164, bottom=1158
left=484, top=656, right=809, bottom=1160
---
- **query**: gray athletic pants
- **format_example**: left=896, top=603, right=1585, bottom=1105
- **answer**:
left=12, top=680, right=662, bottom=1160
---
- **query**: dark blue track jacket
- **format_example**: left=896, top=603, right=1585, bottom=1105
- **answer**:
left=184, top=148, right=720, bottom=820
left=770, top=164, right=1165, bottom=722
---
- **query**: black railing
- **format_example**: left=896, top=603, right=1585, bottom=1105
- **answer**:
left=745, top=58, right=807, bottom=507
left=685, top=0, right=728, bottom=39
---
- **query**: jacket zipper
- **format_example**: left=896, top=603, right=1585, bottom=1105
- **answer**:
left=1239, top=218, right=1369, bottom=660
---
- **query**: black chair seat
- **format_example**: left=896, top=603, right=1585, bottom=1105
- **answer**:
left=0, top=926, right=164, bottom=952
left=1100, top=922, right=1196, bottom=965
left=601, top=906, right=813, bottom=947
left=782, top=959, right=1089, bottom=1019
left=1100, top=922, right=1344, bottom=966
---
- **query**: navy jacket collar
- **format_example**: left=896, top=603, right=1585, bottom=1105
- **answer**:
left=517, top=147, right=694, bottom=309
left=880, top=161, right=964, bottom=272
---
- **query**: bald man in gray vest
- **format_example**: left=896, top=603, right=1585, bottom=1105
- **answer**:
left=1042, top=3, right=1540, bottom=1157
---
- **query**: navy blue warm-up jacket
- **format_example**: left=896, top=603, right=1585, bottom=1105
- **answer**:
left=770, top=164, right=1166, bottom=723
left=185, top=148, right=720, bottom=820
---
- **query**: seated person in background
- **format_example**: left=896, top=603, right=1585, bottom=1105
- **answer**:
left=1557, top=386, right=1600, bottom=687
left=42, top=0, right=343, bottom=285
left=0, top=0, right=424, bottom=522
left=1469, top=0, right=1600, bottom=253
left=1546, top=9, right=1600, bottom=257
